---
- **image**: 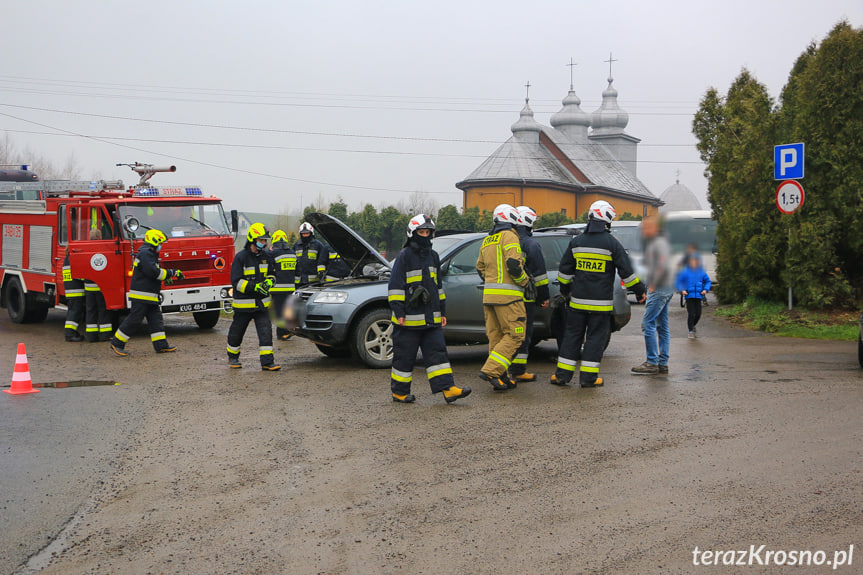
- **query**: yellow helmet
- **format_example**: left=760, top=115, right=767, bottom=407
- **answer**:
left=144, top=229, right=167, bottom=247
left=271, top=229, right=288, bottom=243
left=246, top=222, right=270, bottom=243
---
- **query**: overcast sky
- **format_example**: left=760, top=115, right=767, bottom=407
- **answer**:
left=2, top=1, right=861, bottom=217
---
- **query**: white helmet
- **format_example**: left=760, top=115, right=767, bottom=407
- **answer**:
left=516, top=205, right=537, bottom=228
left=492, top=203, right=520, bottom=225
left=406, top=213, right=436, bottom=238
left=299, top=222, right=314, bottom=235
left=588, top=200, right=616, bottom=224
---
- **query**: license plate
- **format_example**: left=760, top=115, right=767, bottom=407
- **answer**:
left=179, top=303, right=210, bottom=312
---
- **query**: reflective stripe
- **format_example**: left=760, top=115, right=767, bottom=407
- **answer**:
left=557, top=273, right=573, bottom=284
left=403, top=313, right=426, bottom=326
left=99, top=324, right=112, bottom=332
left=489, top=351, right=511, bottom=369
left=406, top=269, right=422, bottom=283
left=512, top=353, right=528, bottom=365
left=157, top=268, right=168, bottom=281
left=129, top=290, right=159, bottom=302
left=65, top=321, right=80, bottom=329
left=484, top=288, right=524, bottom=297
left=328, top=253, right=340, bottom=260
left=484, top=283, right=523, bottom=293
left=580, top=364, right=600, bottom=373
left=391, top=368, right=412, bottom=383
left=232, top=300, right=258, bottom=309
left=503, top=242, right=521, bottom=252
left=243, top=266, right=256, bottom=275
left=439, top=292, right=446, bottom=300
left=569, top=298, right=613, bottom=312
left=115, top=329, right=130, bottom=343
left=305, top=250, right=318, bottom=258
left=66, top=289, right=86, bottom=297
left=316, top=265, right=326, bottom=272
left=325, top=276, right=340, bottom=282
left=622, top=273, right=640, bottom=287
left=426, top=363, right=453, bottom=379
left=388, top=289, right=406, bottom=302
left=227, top=344, right=241, bottom=354
left=237, top=279, right=250, bottom=293
left=534, top=274, right=549, bottom=286
left=151, top=331, right=167, bottom=342
left=84, top=283, right=101, bottom=292
left=86, top=325, right=98, bottom=333
left=260, top=346, right=274, bottom=356
left=572, top=247, right=612, bottom=257
left=581, top=361, right=600, bottom=369
left=270, top=285, right=296, bottom=292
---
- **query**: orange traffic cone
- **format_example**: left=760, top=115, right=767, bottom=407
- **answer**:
left=4, top=343, right=39, bottom=395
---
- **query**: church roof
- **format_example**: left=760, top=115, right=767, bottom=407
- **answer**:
left=659, top=180, right=702, bottom=212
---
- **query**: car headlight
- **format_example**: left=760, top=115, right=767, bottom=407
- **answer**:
left=312, top=291, right=349, bottom=304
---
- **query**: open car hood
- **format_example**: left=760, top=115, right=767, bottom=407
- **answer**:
left=304, top=212, right=392, bottom=274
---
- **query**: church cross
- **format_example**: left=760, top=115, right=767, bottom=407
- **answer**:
left=524, top=80, right=531, bottom=101
left=566, top=58, right=578, bottom=89
left=604, top=52, right=618, bottom=78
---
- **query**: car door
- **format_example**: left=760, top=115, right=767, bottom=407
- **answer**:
left=440, top=238, right=486, bottom=343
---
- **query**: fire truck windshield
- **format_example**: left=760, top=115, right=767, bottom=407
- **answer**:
left=118, top=202, right=231, bottom=239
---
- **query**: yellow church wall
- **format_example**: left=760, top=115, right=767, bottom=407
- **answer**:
left=463, top=185, right=658, bottom=220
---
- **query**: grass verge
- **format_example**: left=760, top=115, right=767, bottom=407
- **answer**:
left=715, top=297, right=859, bottom=341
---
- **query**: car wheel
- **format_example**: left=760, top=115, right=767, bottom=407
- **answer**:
left=193, top=309, right=221, bottom=329
left=314, top=344, right=352, bottom=358
left=351, top=307, right=394, bottom=369
left=5, top=277, right=28, bottom=324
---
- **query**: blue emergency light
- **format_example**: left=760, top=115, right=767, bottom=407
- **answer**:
left=132, top=186, right=204, bottom=197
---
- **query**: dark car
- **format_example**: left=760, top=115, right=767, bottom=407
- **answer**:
left=290, top=213, right=632, bottom=368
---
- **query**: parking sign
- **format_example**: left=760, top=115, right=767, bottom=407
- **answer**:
left=774, top=143, right=805, bottom=180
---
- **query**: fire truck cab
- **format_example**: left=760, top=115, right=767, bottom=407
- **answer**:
left=0, top=175, right=237, bottom=329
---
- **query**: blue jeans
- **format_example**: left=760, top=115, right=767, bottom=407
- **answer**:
left=642, top=286, right=674, bottom=366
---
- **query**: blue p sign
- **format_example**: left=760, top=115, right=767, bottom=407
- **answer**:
left=774, top=143, right=805, bottom=180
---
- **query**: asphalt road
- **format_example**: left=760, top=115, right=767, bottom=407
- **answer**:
left=1, top=299, right=860, bottom=574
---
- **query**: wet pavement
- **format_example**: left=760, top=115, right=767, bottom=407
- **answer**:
left=1, top=299, right=860, bottom=574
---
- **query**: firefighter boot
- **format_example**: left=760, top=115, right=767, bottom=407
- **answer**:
left=66, top=331, right=84, bottom=342
left=580, top=377, right=604, bottom=389
left=392, top=393, right=416, bottom=403
left=110, top=342, right=128, bottom=357
left=478, top=371, right=514, bottom=391
left=261, top=362, right=282, bottom=372
left=228, top=355, right=242, bottom=369
left=511, top=371, right=536, bottom=383
left=549, top=374, right=569, bottom=386
left=157, top=344, right=177, bottom=353
left=443, top=386, right=471, bottom=404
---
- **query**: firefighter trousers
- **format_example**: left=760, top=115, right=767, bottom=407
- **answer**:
left=227, top=309, right=276, bottom=367
left=85, top=289, right=113, bottom=342
left=510, top=301, right=536, bottom=376
left=390, top=325, right=454, bottom=396
left=481, top=301, right=526, bottom=378
left=554, top=308, right=610, bottom=386
left=64, top=294, right=85, bottom=340
left=112, top=300, right=172, bottom=351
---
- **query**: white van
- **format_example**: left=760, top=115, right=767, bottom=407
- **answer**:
left=664, top=210, right=718, bottom=285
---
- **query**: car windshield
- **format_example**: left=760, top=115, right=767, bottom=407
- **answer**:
left=431, top=236, right=466, bottom=256
left=611, top=225, right=642, bottom=253
left=118, top=202, right=230, bottom=239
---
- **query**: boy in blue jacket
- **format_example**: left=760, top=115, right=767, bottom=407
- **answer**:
left=676, top=254, right=711, bottom=338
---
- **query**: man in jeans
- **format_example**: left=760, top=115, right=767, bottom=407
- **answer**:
left=632, top=215, right=674, bottom=375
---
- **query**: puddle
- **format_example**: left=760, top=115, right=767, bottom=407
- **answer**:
left=1, top=381, right=122, bottom=389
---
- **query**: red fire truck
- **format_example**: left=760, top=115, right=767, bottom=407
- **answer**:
left=0, top=164, right=237, bottom=329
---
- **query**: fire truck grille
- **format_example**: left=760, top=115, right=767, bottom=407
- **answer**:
left=168, top=259, right=218, bottom=272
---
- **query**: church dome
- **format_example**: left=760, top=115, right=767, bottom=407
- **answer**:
left=550, top=89, right=591, bottom=131
left=591, top=77, right=629, bottom=134
left=510, top=98, right=541, bottom=142
left=659, top=178, right=702, bottom=212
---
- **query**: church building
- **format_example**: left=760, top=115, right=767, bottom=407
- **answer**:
left=456, top=70, right=662, bottom=219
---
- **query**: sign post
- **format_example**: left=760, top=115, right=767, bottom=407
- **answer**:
left=775, top=143, right=805, bottom=310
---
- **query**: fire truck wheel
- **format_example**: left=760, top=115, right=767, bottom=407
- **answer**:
left=5, top=276, right=28, bottom=324
left=24, top=301, right=49, bottom=323
left=193, top=310, right=221, bottom=330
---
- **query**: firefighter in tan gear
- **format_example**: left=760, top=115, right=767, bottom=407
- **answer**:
left=475, top=204, right=529, bottom=391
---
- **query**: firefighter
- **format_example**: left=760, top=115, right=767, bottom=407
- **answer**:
left=293, top=222, right=326, bottom=285
left=509, top=206, right=550, bottom=382
left=388, top=214, right=470, bottom=404
left=227, top=223, right=280, bottom=371
left=268, top=229, right=298, bottom=341
left=62, top=247, right=85, bottom=342
left=475, top=203, right=529, bottom=391
left=551, top=200, right=646, bottom=388
left=322, top=246, right=351, bottom=282
left=110, top=229, right=183, bottom=356
left=84, top=228, right=112, bottom=342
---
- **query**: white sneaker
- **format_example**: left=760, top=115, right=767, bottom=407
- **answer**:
left=688, top=331, right=695, bottom=339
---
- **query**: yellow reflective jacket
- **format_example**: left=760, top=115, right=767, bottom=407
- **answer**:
left=475, top=225, right=529, bottom=305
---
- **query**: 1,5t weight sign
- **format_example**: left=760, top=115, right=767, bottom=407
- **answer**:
left=776, top=180, right=805, bottom=214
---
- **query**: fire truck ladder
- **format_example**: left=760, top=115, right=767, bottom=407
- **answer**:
left=0, top=180, right=125, bottom=195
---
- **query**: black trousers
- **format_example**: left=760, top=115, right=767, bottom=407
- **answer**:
left=85, top=290, right=113, bottom=342
left=390, top=325, right=453, bottom=396
left=686, top=298, right=703, bottom=331
left=64, top=295, right=85, bottom=339
left=553, top=308, right=610, bottom=385
left=510, top=302, right=536, bottom=375
left=112, top=300, right=170, bottom=351
left=227, top=309, right=275, bottom=366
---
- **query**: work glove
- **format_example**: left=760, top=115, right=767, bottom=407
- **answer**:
left=164, top=269, right=176, bottom=285
left=506, top=257, right=523, bottom=277
left=255, top=276, right=275, bottom=296
left=173, top=269, right=185, bottom=281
